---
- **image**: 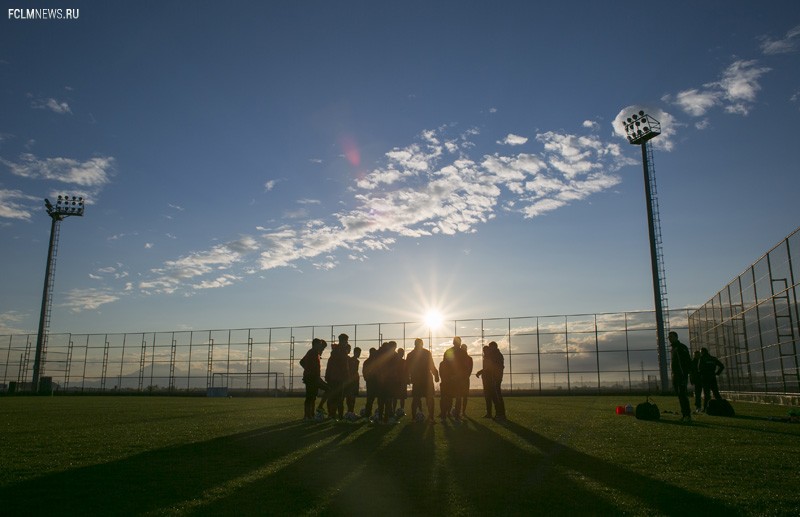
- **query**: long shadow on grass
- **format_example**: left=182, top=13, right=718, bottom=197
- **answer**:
left=0, top=419, right=359, bottom=515
left=195, top=420, right=439, bottom=516
left=498, top=418, right=745, bottom=516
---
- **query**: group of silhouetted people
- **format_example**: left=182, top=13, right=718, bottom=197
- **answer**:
left=300, top=335, right=506, bottom=424
left=669, top=331, right=725, bottom=422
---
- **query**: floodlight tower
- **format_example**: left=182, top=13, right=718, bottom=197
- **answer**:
left=623, top=110, right=670, bottom=393
left=32, top=195, right=85, bottom=392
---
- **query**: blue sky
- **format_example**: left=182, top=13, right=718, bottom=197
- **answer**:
left=1, top=1, right=799, bottom=335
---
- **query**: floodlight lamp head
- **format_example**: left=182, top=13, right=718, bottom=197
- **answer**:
left=623, top=110, right=661, bottom=145
left=46, top=194, right=85, bottom=218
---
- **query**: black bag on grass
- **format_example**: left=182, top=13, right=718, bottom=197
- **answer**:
left=706, top=398, right=735, bottom=417
left=635, top=397, right=660, bottom=421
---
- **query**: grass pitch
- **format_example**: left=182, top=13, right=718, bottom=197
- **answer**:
left=1, top=395, right=798, bottom=516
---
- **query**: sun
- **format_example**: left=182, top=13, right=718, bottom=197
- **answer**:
left=424, top=309, right=444, bottom=329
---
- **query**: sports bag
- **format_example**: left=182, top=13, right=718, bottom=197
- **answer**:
left=706, top=399, right=735, bottom=417
left=635, top=397, right=660, bottom=421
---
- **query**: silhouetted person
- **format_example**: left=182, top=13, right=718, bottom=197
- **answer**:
left=375, top=341, right=394, bottom=423
left=487, top=341, right=506, bottom=420
left=440, top=337, right=462, bottom=420
left=407, top=338, right=439, bottom=423
left=457, top=342, right=473, bottom=417
left=476, top=345, right=494, bottom=417
left=699, top=347, right=725, bottom=411
left=325, top=334, right=350, bottom=419
left=363, top=347, right=378, bottom=417
left=690, top=350, right=703, bottom=413
left=669, top=331, right=692, bottom=422
left=391, top=347, right=408, bottom=414
left=346, top=346, right=361, bottom=414
left=300, top=338, right=328, bottom=420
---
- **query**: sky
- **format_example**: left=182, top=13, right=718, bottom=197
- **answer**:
left=1, top=1, right=800, bottom=336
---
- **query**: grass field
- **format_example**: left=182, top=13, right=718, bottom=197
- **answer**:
left=1, top=395, right=798, bottom=516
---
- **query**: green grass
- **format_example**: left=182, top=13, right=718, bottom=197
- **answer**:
left=1, top=395, right=798, bottom=516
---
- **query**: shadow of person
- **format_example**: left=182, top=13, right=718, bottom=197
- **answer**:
left=0, top=420, right=355, bottom=515
left=496, top=419, right=745, bottom=516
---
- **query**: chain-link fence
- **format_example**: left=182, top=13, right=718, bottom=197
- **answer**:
left=1, top=309, right=694, bottom=395
left=689, top=227, right=800, bottom=395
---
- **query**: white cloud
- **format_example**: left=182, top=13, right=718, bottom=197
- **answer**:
left=140, top=240, right=251, bottom=294
left=138, top=124, right=632, bottom=294
left=144, top=243, right=153, bottom=249
left=0, top=311, right=29, bottom=334
left=192, top=274, right=240, bottom=290
left=264, top=179, right=277, bottom=191
left=716, top=60, right=771, bottom=114
left=760, top=24, right=800, bottom=55
left=669, top=88, right=719, bottom=117
left=497, top=134, right=529, bottom=146
left=582, top=120, right=599, bottom=130
left=1, top=153, right=114, bottom=187
left=61, top=288, right=120, bottom=313
left=32, top=97, right=72, bottom=115
left=664, top=59, right=770, bottom=118
left=0, top=189, right=38, bottom=220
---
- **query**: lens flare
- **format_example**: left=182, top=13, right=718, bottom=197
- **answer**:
left=340, top=135, right=360, bottom=167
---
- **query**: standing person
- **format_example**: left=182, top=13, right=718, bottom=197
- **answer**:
left=476, top=346, right=494, bottom=418
left=325, top=334, right=350, bottom=420
left=362, top=347, right=378, bottom=418
left=345, top=346, right=362, bottom=415
left=300, top=338, right=328, bottom=420
left=375, top=341, right=394, bottom=423
left=669, top=331, right=693, bottom=422
left=690, top=350, right=703, bottom=414
left=406, top=338, right=439, bottom=424
left=392, top=346, right=408, bottom=415
left=487, top=341, right=506, bottom=421
left=699, top=347, right=725, bottom=411
left=458, top=342, right=473, bottom=417
left=439, top=337, right=462, bottom=420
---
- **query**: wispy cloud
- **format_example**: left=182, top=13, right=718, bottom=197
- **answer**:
left=140, top=239, right=251, bottom=294
left=663, top=59, right=770, bottom=117
left=0, top=311, right=28, bottom=334
left=264, top=179, right=278, bottom=192
left=31, top=97, right=72, bottom=115
left=1, top=153, right=114, bottom=187
left=135, top=123, right=631, bottom=296
left=0, top=189, right=38, bottom=220
left=760, top=24, right=800, bottom=55
left=61, top=288, right=120, bottom=313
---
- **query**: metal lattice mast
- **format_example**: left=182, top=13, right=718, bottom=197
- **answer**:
left=32, top=195, right=84, bottom=391
left=643, top=141, right=670, bottom=333
left=623, top=110, right=670, bottom=392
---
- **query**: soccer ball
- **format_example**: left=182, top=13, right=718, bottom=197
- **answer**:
left=314, top=410, right=326, bottom=422
left=415, top=411, right=425, bottom=422
left=344, top=411, right=358, bottom=422
left=395, top=408, right=406, bottom=418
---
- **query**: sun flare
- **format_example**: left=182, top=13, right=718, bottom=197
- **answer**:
left=424, top=309, right=444, bottom=329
